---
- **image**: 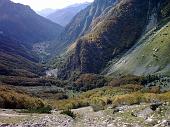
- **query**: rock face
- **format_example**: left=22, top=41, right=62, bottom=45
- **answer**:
left=61, top=0, right=117, bottom=44
left=57, top=0, right=163, bottom=79
left=0, top=0, right=63, bottom=45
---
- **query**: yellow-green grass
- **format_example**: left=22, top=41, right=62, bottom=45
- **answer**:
left=0, top=85, right=45, bottom=109
left=48, top=84, right=170, bottom=110
left=108, top=21, right=170, bottom=76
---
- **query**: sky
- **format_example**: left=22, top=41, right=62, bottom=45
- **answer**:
left=11, top=0, right=94, bottom=11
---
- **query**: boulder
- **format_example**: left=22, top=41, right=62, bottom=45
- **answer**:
left=150, top=102, right=163, bottom=111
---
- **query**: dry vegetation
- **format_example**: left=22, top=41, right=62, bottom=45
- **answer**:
left=0, top=76, right=65, bottom=87
left=0, top=85, right=49, bottom=111
left=56, top=91, right=170, bottom=110
left=49, top=75, right=170, bottom=110
left=0, top=74, right=169, bottom=113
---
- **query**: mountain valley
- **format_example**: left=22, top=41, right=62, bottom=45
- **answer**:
left=0, top=0, right=170, bottom=126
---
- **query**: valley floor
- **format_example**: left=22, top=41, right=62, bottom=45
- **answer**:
left=0, top=103, right=170, bottom=127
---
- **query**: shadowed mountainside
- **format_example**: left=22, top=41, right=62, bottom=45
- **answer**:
left=0, top=34, right=43, bottom=77
left=0, top=0, right=63, bottom=46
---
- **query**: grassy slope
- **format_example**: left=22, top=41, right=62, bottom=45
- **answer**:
left=0, top=35, right=44, bottom=77
left=49, top=84, right=170, bottom=110
left=107, top=21, right=170, bottom=76
left=0, top=85, right=46, bottom=109
left=0, top=52, right=43, bottom=77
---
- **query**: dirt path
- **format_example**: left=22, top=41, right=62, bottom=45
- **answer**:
left=0, top=104, right=170, bottom=127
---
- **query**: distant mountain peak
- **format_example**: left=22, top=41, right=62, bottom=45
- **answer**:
left=0, top=0, right=63, bottom=44
left=46, top=2, right=91, bottom=26
left=37, top=8, right=55, bottom=17
left=67, top=2, right=90, bottom=8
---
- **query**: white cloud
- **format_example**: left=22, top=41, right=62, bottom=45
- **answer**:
left=11, top=0, right=94, bottom=11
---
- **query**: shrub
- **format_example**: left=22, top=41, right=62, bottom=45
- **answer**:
left=159, top=92, right=170, bottom=102
left=148, top=86, right=161, bottom=94
left=61, top=109, right=76, bottom=118
left=0, top=76, right=65, bottom=87
left=91, top=104, right=104, bottom=112
left=121, top=84, right=143, bottom=92
left=22, top=105, right=52, bottom=114
left=0, top=85, right=46, bottom=110
left=49, top=86, right=170, bottom=111
left=72, top=74, right=107, bottom=91
left=108, top=75, right=146, bottom=87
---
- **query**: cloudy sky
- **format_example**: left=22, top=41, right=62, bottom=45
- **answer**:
left=11, top=0, right=94, bottom=11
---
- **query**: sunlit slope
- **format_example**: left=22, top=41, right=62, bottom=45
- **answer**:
left=107, top=21, right=170, bottom=76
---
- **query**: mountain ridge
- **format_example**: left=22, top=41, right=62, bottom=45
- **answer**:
left=61, top=0, right=117, bottom=44
left=0, top=0, right=63, bottom=46
left=0, top=0, right=64, bottom=77
left=46, top=2, right=90, bottom=26
left=0, top=0, right=170, bottom=126
left=38, top=8, right=55, bottom=17
left=57, top=0, right=155, bottom=79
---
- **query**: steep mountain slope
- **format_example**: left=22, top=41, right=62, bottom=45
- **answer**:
left=57, top=0, right=160, bottom=79
left=0, top=0, right=63, bottom=46
left=0, top=34, right=43, bottom=77
left=105, top=0, right=170, bottom=77
left=61, top=0, right=117, bottom=44
left=42, top=0, right=117, bottom=61
left=0, top=0, right=64, bottom=75
left=46, top=0, right=117, bottom=59
left=47, top=3, right=90, bottom=27
left=106, top=20, right=170, bottom=77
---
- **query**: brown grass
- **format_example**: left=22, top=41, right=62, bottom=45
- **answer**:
left=0, top=85, right=45, bottom=109
left=48, top=85, right=170, bottom=110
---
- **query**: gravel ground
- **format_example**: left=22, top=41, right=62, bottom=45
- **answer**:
left=0, top=103, right=170, bottom=127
